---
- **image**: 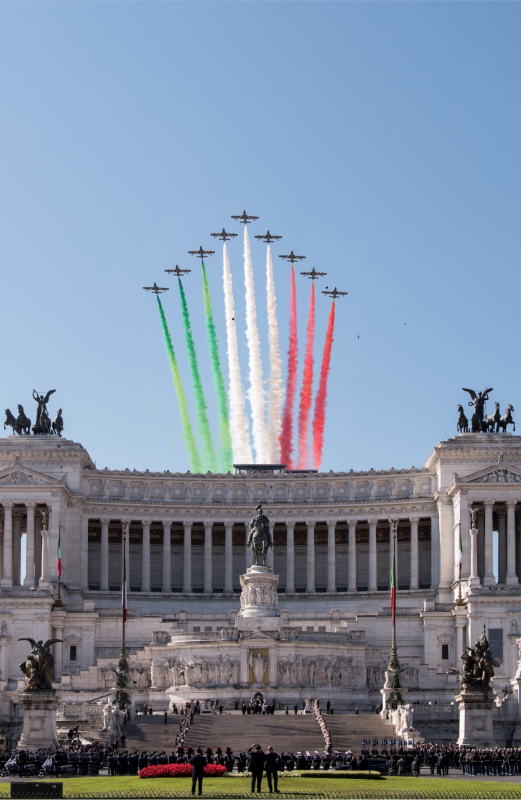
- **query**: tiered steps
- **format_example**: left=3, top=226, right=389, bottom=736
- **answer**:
left=184, top=713, right=324, bottom=753
left=323, top=713, right=396, bottom=751
left=123, top=715, right=182, bottom=751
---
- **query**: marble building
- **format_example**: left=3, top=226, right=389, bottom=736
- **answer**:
left=1, top=431, right=521, bottom=716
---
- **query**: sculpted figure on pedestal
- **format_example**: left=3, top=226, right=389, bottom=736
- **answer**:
left=247, top=504, right=272, bottom=567
left=19, top=638, right=62, bottom=692
left=459, top=631, right=496, bottom=691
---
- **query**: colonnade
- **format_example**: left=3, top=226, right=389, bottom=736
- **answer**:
left=0, top=501, right=57, bottom=588
left=464, top=500, right=520, bottom=587
left=86, top=515, right=436, bottom=594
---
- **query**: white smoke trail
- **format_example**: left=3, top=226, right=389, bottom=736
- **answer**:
left=243, top=226, right=269, bottom=462
left=266, top=244, right=283, bottom=462
left=222, top=242, right=253, bottom=463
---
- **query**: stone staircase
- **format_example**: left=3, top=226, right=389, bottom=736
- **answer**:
left=184, top=713, right=324, bottom=753
left=123, top=714, right=183, bottom=750
left=325, top=713, right=396, bottom=751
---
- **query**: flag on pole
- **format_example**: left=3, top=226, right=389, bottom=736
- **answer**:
left=390, top=541, right=397, bottom=624
left=121, top=536, right=128, bottom=623
left=56, top=530, right=62, bottom=579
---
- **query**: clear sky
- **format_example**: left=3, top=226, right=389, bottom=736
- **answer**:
left=1, top=1, right=520, bottom=474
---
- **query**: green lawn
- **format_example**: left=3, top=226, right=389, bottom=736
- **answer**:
left=4, top=775, right=521, bottom=799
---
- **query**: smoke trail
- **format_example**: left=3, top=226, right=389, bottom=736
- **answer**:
left=279, top=265, right=298, bottom=468
left=243, top=226, right=269, bottom=462
left=296, top=281, right=316, bottom=468
left=266, top=244, right=283, bottom=463
left=222, top=243, right=253, bottom=462
left=177, top=278, right=217, bottom=472
left=201, top=261, right=233, bottom=472
left=312, top=300, right=336, bottom=470
left=155, top=295, right=202, bottom=473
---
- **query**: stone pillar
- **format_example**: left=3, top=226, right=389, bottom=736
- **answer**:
left=346, top=520, right=356, bottom=592
left=389, top=520, right=397, bottom=587
left=455, top=613, right=466, bottom=666
left=100, top=518, right=109, bottom=591
left=23, top=503, right=35, bottom=588
left=267, top=528, right=274, bottom=570
left=469, top=520, right=480, bottom=588
left=49, top=502, right=60, bottom=583
left=80, top=516, right=89, bottom=589
left=124, top=520, right=130, bottom=585
left=483, top=500, right=495, bottom=586
left=224, top=522, right=233, bottom=593
left=456, top=689, right=494, bottom=747
left=18, top=692, right=58, bottom=750
left=1, top=502, right=12, bottom=587
left=39, top=509, right=51, bottom=589
left=183, top=523, right=192, bottom=593
left=431, top=511, right=441, bottom=590
left=368, top=519, right=376, bottom=592
left=286, top=522, right=295, bottom=593
left=410, top=517, right=419, bottom=590
left=203, top=521, right=213, bottom=593
left=327, top=520, right=336, bottom=592
left=142, top=521, right=151, bottom=592
left=162, top=520, right=171, bottom=593
left=506, top=501, right=519, bottom=586
left=306, top=521, right=315, bottom=593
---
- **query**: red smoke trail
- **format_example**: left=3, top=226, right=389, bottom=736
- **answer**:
left=312, top=300, right=336, bottom=470
left=296, top=281, right=315, bottom=468
left=279, top=266, right=298, bottom=467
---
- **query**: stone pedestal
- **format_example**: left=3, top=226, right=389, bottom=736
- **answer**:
left=18, top=691, right=58, bottom=750
left=456, top=689, right=495, bottom=747
left=236, top=566, right=280, bottom=632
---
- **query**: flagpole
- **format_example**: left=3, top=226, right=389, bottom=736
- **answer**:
left=114, top=520, right=130, bottom=710
left=384, top=518, right=403, bottom=710
left=54, top=524, right=63, bottom=608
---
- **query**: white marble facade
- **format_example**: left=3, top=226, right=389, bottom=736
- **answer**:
left=1, top=432, right=521, bottom=712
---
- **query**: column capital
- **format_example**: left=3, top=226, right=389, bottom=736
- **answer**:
left=286, top=520, right=296, bottom=530
left=100, top=517, right=110, bottom=526
left=142, top=519, right=152, bottom=529
left=326, top=519, right=336, bottom=529
left=223, top=520, right=234, bottom=529
left=409, top=516, right=420, bottom=524
left=346, top=518, right=358, bottom=527
left=202, top=520, right=213, bottom=530
left=368, top=518, right=378, bottom=528
left=25, top=501, right=36, bottom=510
left=483, top=498, right=495, bottom=508
left=163, top=519, right=171, bottom=528
left=506, top=499, right=518, bottom=509
left=1, top=501, right=13, bottom=509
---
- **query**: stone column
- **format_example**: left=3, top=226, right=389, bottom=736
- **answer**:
left=267, top=528, right=274, bottom=570
left=39, top=510, right=51, bottom=589
left=455, top=613, right=466, bottom=666
left=49, top=502, right=60, bottom=583
left=483, top=500, right=495, bottom=586
left=203, top=521, right=213, bottom=593
left=306, top=521, right=315, bottom=593
left=389, top=520, right=397, bottom=587
left=162, top=521, right=171, bottom=593
left=431, top=511, right=441, bottom=590
left=497, top=506, right=507, bottom=584
left=286, top=522, right=295, bottom=593
left=23, top=503, right=35, bottom=588
left=224, top=522, right=233, bottom=593
left=1, top=503, right=12, bottom=587
left=80, top=516, right=89, bottom=589
left=410, top=517, right=419, bottom=590
left=469, top=519, right=480, bottom=588
left=327, top=520, right=336, bottom=592
left=100, top=519, right=109, bottom=591
left=124, top=520, right=130, bottom=587
left=183, top=523, right=192, bottom=593
left=142, top=520, right=151, bottom=592
left=344, top=520, right=355, bottom=591
left=506, top=501, right=519, bottom=586
left=368, top=519, right=376, bottom=592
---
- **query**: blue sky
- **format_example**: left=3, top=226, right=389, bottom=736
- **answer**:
left=1, top=1, right=520, bottom=473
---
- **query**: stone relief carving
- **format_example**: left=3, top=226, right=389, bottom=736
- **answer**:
left=367, top=663, right=418, bottom=690
left=240, top=584, right=277, bottom=608
left=277, top=655, right=364, bottom=688
left=0, top=471, right=48, bottom=486
left=152, top=655, right=240, bottom=688
left=469, top=469, right=521, bottom=484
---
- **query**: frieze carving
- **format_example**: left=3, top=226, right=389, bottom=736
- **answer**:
left=0, top=470, right=56, bottom=486
left=468, top=468, right=521, bottom=484
left=367, top=663, right=418, bottom=690
left=277, top=655, right=364, bottom=688
left=152, top=655, right=240, bottom=688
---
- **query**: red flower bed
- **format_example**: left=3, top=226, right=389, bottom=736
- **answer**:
left=139, top=763, right=227, bottom=779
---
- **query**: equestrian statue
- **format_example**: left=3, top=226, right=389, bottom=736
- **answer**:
left=247, top=504, right=273, bottom=567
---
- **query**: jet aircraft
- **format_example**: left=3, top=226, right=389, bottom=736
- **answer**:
left=143, top=283, right=169, bottom=294
left=279, top=250, right=306, bottom=263
left=188, top=246, right=215, bottom=259
left=322, top=287, right=348, bottom=299
left=255, top=230, right=282, bottom=243
left=231, top=210, right=259, bottom=224
left=210, top=228, right=238, bottom=241
left=164, top=265, right=191, bottom=277
left=301, top=268, right=327, bottom=280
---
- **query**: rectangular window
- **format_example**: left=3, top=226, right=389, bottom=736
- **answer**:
left=192, top=626, right=200, bottom=632
left=488, top=628, right=503, bottom=662
left=69, top=645, right=77, bottom=662
left=441, top=643, right=449, bottom=660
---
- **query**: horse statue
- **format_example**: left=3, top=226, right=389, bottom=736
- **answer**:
left=52, top=409, right=63, bottom=437
left=247, top=504, right=272, bottom=567
left=498, top=404, right=515, bottom=433
left=486, top=402, right=501, bottom=432
left=457, top=405, right=469, bottom=433
left=16, top=405, right=31, bottom=435
left=4, top=409, right=18, bottom=434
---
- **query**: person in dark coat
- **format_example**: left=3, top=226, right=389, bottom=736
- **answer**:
left=265, top=746, right=280, bottom=793
left=248, top=744, right=265, bottom=793
left=190, top=747, right=206, bottom=796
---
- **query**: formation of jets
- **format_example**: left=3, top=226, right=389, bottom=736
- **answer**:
left=231, top=210, right=259, bottom=224
left=188, top=246, right=215, bottom=259
left=164, top=265, right=191, bottom=278
left=144, top=211, right=347, bottom=302
left=301, top=267, right=327, bottom=281
left=210, top=228, right=238, bottom=242
left=322, top=287, right=348, bottom=299
left=143, top=283, right=169, bottom=295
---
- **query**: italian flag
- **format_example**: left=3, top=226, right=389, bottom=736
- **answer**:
left=390, top=545, right=396, bottom=624
left=56, top=532, right=62, bottom=579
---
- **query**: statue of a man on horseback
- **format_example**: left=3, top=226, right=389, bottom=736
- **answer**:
left=247, top=504, right=272, bottom=567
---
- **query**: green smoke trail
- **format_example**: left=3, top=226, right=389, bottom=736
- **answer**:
left=201, top=261, right=233, bottom=472
left=156, top=295, right=203, bottom=473
left=177, top=278, right=217, bottom=472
